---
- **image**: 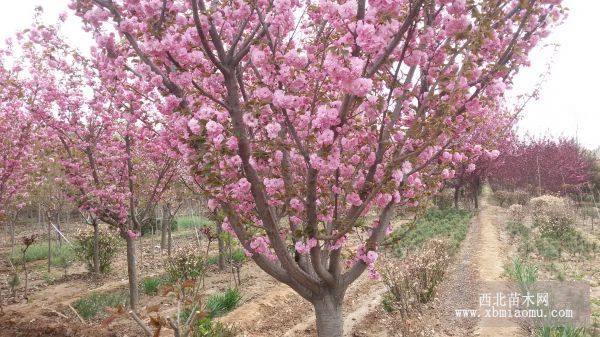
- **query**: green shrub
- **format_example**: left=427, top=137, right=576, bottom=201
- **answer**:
left=530, top=195, right=575, bottom=237
left=166, top=245, right=205, bottom=281
left=206, top=248, right=247, bottom=266
left=559, top=229, right=597, bottom=257
left=73, top=227, right=120, bottom=273
left=537, top=326, right=586, bottom=337
left=42, top=271, right=56, bottom=285
left=227, top=249, right=246, bottom=264
left=547, top=262, right=566, bottom=281
left=507, top=221, right=531, bottom=238
left=7, top=272, right=20, bottom=295
left=206, top=288, right=242, bottom=317
left=141, top=276, right=162, bottom=295
left=73, top=291, right=129, bottom=320
left=195, top=317, right=240, bottom=337
left=505, top=257, right=538, bottom=287
left=52, top=248, right=76, bottom=275
left=535, top=236, right=561, bottom=260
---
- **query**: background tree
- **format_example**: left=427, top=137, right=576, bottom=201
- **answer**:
left=490, top=136, right=590, bottom=196
left=0, top=47, right=39, bottom=250
left=16, top=22, right=180, bottom=309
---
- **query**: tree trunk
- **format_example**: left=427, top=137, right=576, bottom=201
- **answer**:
left=92, top=220, right=100, bottom=274
left=56, top=212, right=62, bottom=248
left=216, top=222, right=225, bottom=271
left=47, top=220, right=52, bottom=272
left=22, top=251, right=29, bottom=299
left=161, top=205, right=167, bottom=251
left=454, top=186, right=460, bottom=209
left=38, top=203, right=42, bottom=230
left=313, top=295, right=343, bottom=337
left=10, top=222, right=15, bottom=256
left=125, top=234, right=139, bottom=309
left=167, top=211, right=173, bottom=257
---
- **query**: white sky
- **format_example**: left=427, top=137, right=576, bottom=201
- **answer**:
left=1, top=0, right=598, bottom=149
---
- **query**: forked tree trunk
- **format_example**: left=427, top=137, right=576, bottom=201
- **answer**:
left=124, top=234, right=139, bottom=309
left=92, top=220, right=100, bottom=274
left=312, top=294, right=343, bottom=337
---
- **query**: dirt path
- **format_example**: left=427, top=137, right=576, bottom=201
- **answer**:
left=473, top=191, right=523, bottom=337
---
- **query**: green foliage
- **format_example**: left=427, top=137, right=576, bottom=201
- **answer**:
left=195, top=317, right=240, bottom=337
left=558, top=229, right=597, bottom=257
left=166, top=246, right=206, bottom=281
left=504, top=257, right=538, bottom=286
left=227, top=248, right=247, bottom=264
left=10, top=243, right=74, bottom=265
left=507, top=221, right=530, bottom=239
left=73, top=291, right=129, bottom=320
left=73, top=227, right=120, bottom=273
left=547, top=262, right=566, bottom=281
left=536, top=326, right=586, bottom=337
left=176, top=215, right=213, bottom=231
left=381, top=293, right=395, bottom=313
left=535, top=236, right=561, bottom=260
left=52, top=249, right=75, bottom=274
left=391, top=208, right=472, bottom=257
left=205, top=288, right=242, bottom=317
left=7, top=272, right=20, bottom=290
left=42, top=271, right=56, bottom=285
left=140, top=276, right=163, bottom=295
left=206, top=248, right=247, bottom=266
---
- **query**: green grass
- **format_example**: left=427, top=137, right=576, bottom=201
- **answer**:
left=175, top=215, right=214, bottom=231
left=507, top=221, right=531, bottom=238
left=537, top=326, right=586, bottom=337
left=504, top=257, right=538, bottom=286
left=195, top=318, right=239, bottom=337
left=206, top=248, right=247, bottom=266
left=10, top=243, right=75, bottom=266
left=390, top=208, right=472, bottom=257
left=72, top=291, right=129, bottom=320
left=140, top=276, right=163, bottom=295
left=205, top=288, right=242, bottom=317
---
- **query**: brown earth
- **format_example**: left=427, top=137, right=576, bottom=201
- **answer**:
left=5, top=190, right=591, bottom=337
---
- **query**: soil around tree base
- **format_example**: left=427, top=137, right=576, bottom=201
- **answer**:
left=0, top=311, right=116, bottom=337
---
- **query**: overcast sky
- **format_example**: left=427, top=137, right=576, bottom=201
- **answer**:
left=1, top=0, right=598, bottom=149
